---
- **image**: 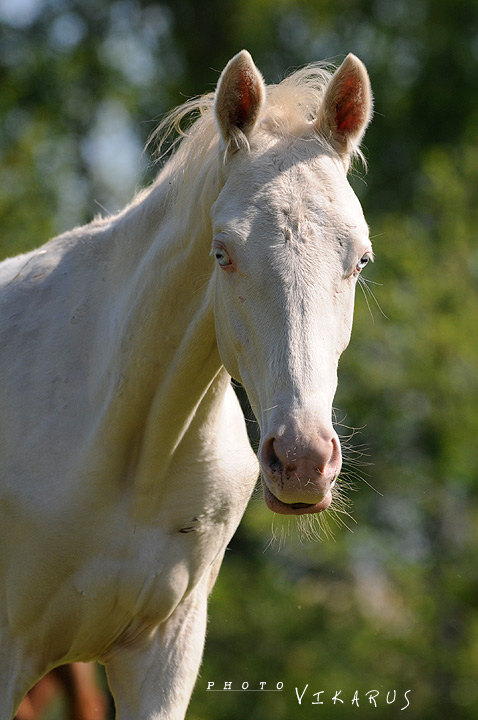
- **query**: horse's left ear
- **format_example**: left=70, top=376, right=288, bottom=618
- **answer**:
left=215, top=50, right=266, bottom=153
left=316, top=54, right=372, bottom=162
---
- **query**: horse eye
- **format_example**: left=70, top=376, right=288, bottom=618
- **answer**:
left=212, top=246, right=232, bottom=267
left=356, top=252, right=373, bottom=273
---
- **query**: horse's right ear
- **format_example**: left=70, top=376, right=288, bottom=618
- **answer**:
left=215, top=50, right=266, bottom=153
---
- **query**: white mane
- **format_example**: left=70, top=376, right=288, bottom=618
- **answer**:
left=152, top=63, right=334, bottom=155
left=146, top=66, right=336, bottom=199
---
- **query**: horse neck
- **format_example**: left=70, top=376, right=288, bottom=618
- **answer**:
left=89, top=156, right=227, bottom=505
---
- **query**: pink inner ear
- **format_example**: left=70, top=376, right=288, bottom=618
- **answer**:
left=335, top=74, right=363, bottom=135
left=236, top=70, right=255, bottom=129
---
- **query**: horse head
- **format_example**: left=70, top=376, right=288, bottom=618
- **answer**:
left=211, top=51, right=373, bottom=515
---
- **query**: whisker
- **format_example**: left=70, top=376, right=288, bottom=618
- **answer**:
left=192, top=274, right=212, bottom=295
left=360, top=277, right=383, bottom=287
left=358, top=276, right=389, bottom=320
left=356, top=475, right=383, bottom=496
left=340, top=441, right=371, bottom=455
left=358, top=275, right=375, bottom=322
left=327, top=507, right=356, bottom=533
left=342, top=445, right=363, bottom=459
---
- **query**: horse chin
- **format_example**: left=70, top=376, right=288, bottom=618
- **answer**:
left=262, top=481, right=332, bottom=516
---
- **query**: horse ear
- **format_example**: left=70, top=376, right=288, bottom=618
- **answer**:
left=316, top=54, right=372, bottom=162
left=215, top=50, right=266, bottom=153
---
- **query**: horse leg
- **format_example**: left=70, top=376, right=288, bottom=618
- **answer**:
left=15, top=663, right=108, bottom=720
left=104, top=582, right=209, bottom=720
left=14, top=673, right=60, bottom=720
left=55, top=664, right=108, bottom=720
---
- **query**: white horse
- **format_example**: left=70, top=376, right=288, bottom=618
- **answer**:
left=0, top=50, right=372, bottom=719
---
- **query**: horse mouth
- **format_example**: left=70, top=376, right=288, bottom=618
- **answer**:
left=262, top=481, right=332, bottom=516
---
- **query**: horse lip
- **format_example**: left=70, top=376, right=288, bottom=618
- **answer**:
left=262, top=481, right=332, bottom=515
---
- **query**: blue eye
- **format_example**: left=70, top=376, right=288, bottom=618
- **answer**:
left=214, top=248, right=230, bottom=266
left=211, top=243, right=232, bottom=268
left=356, top=252, right=373, bottom=273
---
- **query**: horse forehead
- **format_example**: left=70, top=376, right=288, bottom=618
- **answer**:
left=225, top=150, right=366, bottom=232
left=276, top=154, right=365, bottom=223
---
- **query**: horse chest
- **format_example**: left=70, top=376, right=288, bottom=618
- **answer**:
left=63, top=526, right=221, bottom=659
left=112, top=454, right=254, bottom=627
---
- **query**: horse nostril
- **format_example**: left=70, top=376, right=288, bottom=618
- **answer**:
left=261, top=437, right=283, bottom=477
left=261, top=432, right=340, bottom=480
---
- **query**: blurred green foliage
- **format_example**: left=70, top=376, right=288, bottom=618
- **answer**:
left=1, top=1, right=477, bottom=719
